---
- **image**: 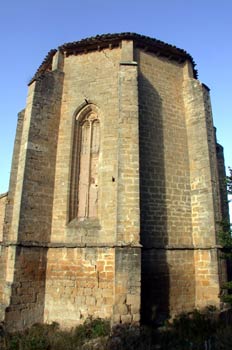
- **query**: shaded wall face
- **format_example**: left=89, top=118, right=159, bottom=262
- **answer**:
left=3, top=110, right=24, bottom=243
left=141, top=250, right=195, bottom=321
left=137, top=49, right=195, bottom=321
left=18, top=72, right=64, bottom=243
left=0, top=195, right=7, bottom=319
left=216, top=144, right=229, bottom=223
left=138, top=50, right=192, bottom=247
left=0, top=195, right=7, bottom=241
left=0, top=246, right=7, bottom=321
left=1, top=69, right=64, bottom=330
left=216, top=144, right=231, bottom=285
left=0, top=196, right=7, bottom=319
left=5, top=247, right=47, bottom=331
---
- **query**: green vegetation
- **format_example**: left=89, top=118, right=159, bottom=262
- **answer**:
left=1, top=309, right=232, bottom=350
left=0, top=318, right=110, bottom=350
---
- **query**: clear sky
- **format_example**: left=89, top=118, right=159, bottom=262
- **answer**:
left=0, top=0, right=231, bottom=194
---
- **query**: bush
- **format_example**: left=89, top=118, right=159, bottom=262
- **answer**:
left=215, top=325, right=232, bottom=350
left=106, top=323, right=156, bottom=350
left=158, top=308, right=232, bottom=350
left=2, top=310, right=232, bottom=350
left=1, top=318, right=110, bottom=350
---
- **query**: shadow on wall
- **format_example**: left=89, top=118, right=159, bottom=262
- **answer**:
left=138, top=71, right=169, bottom=324
left=4, top=246, right=48, bottom=330
left=3, top=71, right=63, bottom=330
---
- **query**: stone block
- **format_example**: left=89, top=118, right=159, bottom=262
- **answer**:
left=0, top=33, right=225, bottom=330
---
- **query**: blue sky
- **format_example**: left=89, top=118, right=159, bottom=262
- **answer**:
left=0, top=0, right=231, bottom=194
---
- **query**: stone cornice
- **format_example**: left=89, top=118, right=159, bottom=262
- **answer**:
left=29, top=33, right=197, bottom=85
left=0, top=240, right=223, bottom=250
left=0, top=241, right=142, bottom=249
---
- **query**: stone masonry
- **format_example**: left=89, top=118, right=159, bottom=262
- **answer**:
left=0, top=33, right=228, bottom=330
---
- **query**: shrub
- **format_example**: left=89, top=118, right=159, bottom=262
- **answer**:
left=215, top=325, right=232, bottom=350
left=2, top=310, right=232, bottom=350
left=106, top=323, right=154, bottom=350
left=1, top=318, right=110, bottom=350
left=159, top=308, right=221, bottom=350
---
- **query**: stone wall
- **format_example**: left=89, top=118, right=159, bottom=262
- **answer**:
left=141, top=250, right=195, bottom=322
left=42, top=42, right=141, bottom=328
left=4, top=110, right=24, bottom=242
left=0, top=34, right=226, bottom=330
left=0, top=110, right=24, bottom=322
left=44, top=247, right=114, bottom=327
left=50, top=47, right=121, bottom=243
left=17, top=70, right=64, bottom=243
left=1, top=65, right=64, bottom=330
left=0, top=193, right=7, bottom=319
left=216, top=142, right=229, bottom=222
left=0, top=246, right=8, bottom=321
left=114, top=247, right=141, bottom=324
left=216, top=141, right=230, bottom=289
left=183, top=76, right=221, bottom=308
left=0, top=194, right=7, bottom=241
left=137, top=50, right=193, bottom=249
left=137, top=50, right=195, bottom=321
left=4, top=246, right=47, bottom=330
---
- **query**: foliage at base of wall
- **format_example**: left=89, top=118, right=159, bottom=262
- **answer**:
left=1, top=309, right=232, bottom=350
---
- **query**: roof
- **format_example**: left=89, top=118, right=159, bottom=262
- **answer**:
left=29, top=32, right=197, bottom=83
left=0, top=192, right=8, bottom=200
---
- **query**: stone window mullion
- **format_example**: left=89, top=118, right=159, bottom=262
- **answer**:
left=86, top=120, right=93, bottom=217
left=70, top=106, right=100, bottom=222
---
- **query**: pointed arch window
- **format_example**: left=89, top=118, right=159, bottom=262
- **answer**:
left=70, top=105, right=100, bottom=221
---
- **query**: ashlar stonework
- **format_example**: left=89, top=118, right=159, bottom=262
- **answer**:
left=0, top=33, right=228, bottom=330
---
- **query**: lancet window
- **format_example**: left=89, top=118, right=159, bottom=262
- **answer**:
left=70, top=106, right=100, bottom=221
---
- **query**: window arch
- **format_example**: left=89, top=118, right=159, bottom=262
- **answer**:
left=69, top=104, right=100, bottom=221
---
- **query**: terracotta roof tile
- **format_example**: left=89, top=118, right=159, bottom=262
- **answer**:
left=29, top=33, right=197, bottom=84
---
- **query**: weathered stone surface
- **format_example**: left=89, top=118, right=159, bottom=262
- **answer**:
left=0, top=194, right=7, bottom=242
left=0, top=33, right=227, bottom=330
